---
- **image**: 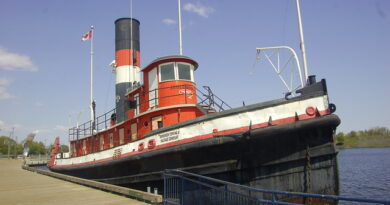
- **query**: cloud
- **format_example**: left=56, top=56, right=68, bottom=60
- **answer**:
left=0, top=77, right=15, bottom=99
left=54, top=125, right=68, bottom=132
left=0, top=77, right=12, bottom=86
left=183, top=3, right=214, bottom=18
left=34, top=101, right=44, bottom=107
left=0, top=87, right=15, bottom=99
left=0, top=47, right=38, bottom=72
left=33, top=130, right=41, bottom=134
left=163, top=18, right=177, bottom=25
left=0, top=120, right=20, bottom=131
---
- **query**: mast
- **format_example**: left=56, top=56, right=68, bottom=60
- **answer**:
left=90, top=26, right=95, bottom=122
left=178, top=0, right=183, bottom=55
left=295, top=0, right=309, bottom=84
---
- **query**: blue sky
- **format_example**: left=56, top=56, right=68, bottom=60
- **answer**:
left=0, top=0, right=389, bottom=145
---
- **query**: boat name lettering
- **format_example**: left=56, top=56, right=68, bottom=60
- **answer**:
left=179, top=89, right=193, bottom=99
left=159, top=130, right=180, bottom=142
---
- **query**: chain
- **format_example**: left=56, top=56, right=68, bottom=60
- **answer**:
left=306, top=144, right=312, bottom=205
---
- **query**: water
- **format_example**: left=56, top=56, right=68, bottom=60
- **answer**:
left=36, top=148, right=390, bottom=202
left=338, top=148, right=390, bottom=202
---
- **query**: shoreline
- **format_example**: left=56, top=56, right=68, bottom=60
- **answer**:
left=336, top=146, right=390, bottom=150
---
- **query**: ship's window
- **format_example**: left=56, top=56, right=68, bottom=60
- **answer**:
left=159, top=62, right=194, bottom=82
left=152, top=115, right=163, bottom=130
left=178, top=63, right=192, bottom=80
left=160, top=63, right=175, bottom=81
left=131, top=123, right=137, bottom=141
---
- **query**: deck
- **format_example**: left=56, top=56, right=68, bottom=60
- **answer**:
left=0, top=158, right=150, bottom=205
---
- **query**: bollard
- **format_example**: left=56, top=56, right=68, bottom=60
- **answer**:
left=154, top=188, right=158, bottom=195
left=147, top=186, right=151, bottom=193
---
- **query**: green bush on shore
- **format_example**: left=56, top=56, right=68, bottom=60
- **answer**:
left=335, top=127, right=390, bottom=148
left=0, top=136, right=69, bottom=155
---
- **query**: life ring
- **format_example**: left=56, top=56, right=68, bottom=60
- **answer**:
left=148, top=139, right=156, bottom=149
left=329, top=103, right=336, bottom=113
left=138, top=142, right=144, bottom=151
left=305, top=106, right=316, bottom=116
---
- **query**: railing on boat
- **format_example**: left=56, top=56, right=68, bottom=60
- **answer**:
left=163, top=169, right=390, bottom=205
left=68, top=85, right=231, bottom=141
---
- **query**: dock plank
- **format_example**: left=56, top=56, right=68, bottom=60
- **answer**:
left=0, top=159, right=150, bottom=205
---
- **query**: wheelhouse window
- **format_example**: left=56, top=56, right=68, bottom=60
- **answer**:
left=178, top=63, right=192, bottom=80
left=160, top=63, right=175, bottom=81
left=159, top=62, right=194, bottom=82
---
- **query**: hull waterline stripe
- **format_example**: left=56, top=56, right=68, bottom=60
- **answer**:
left=52, top=109, right=330, bottom=169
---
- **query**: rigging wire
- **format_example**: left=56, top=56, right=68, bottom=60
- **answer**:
left=249, top=49, right=261, bottom=75
left=104, top=73, right=114, bottom=112
left=130, top=0, right=133, bottom=66
left=282, top=0, right=290, bottom=46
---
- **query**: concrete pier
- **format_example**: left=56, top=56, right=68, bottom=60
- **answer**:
left=0, top=159, right=149, bottom=205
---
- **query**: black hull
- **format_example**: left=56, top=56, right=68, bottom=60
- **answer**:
left=51, top=114, right=340, bottom=198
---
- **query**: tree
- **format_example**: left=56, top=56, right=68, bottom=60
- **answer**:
left=335, top=132, right=345, bottom=145
left=348, top=131, right=358, bottom=138
left=336, top=132, right=345, bottom=143
left=47, top=144, right=70, bottom=154
left=59, top=145, right=69, bottom=153
left=28, top=141, right=46, bottom=155
left=0, top=136, right=22, bottom=155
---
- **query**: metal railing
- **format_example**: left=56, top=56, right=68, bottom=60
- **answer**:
left=163, top=169, right=390, bottom=205
left=68, top=108, right=115, bottom=141
left=132, top=84, right=231, bottom=112
left=96, top=108, right=116, bottom=131
left=68, top=85, right=231, bottom=141
left=68, top=120, right=93, bottom=141
left=196, top=86, right=232, bottom=112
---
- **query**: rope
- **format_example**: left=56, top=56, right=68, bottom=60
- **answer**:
left=249, top=49, right=261, bottom=75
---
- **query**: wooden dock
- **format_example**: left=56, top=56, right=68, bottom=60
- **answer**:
left=0, top=158, right=155, bottom=205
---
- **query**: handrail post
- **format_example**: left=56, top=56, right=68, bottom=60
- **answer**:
left=163, top=173, right=167, bottom=204
left=224, top=184, right=228, bottom=205
left=272, top=193, right=276, bottom=204
left=96, top=116, right=99, bottom=131
left=155, top=89, right=158, bottom=108
left=184, top=86, right=187, bottom=104
left=104, top=112, right=107, bottom=129
left=90, top=120, right=93, bottom=135
left=181, top=177, right=185, bottom=205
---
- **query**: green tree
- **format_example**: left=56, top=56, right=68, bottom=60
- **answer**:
left=0, top=136, right=21, bottom=155
left=336, top=132, right=345, bottom=144
left=348, top=131, right=358, bottom=138
left=28, top=141, right=46, bottom=155
left=47, top=144, right=69, bottom=154
left=59, top=145, right=69, bottom=153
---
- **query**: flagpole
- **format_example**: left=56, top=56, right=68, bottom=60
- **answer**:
left=90, top=26, right=94, bottom=123
left=295, top=0, right=309, bottom=83
left=178, top=0, right=183, bottom=55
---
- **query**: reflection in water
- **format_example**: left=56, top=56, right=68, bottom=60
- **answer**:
left=338, top=148, right=390, bottom=202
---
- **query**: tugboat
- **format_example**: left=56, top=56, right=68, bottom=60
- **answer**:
left=49, top=1, right=340, bottom=202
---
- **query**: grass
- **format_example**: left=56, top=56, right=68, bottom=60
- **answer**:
left=336, top=135, right=390, bottom=149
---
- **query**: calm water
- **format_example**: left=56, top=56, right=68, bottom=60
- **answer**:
left=37, top=148, right=390, bottom=201
left=338, top=148, right=390, bottom=201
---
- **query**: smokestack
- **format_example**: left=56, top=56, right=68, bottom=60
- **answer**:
left=114, top=18, right=141, bottom=124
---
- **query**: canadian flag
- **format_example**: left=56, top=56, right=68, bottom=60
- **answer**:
left=81, top=30, right=93, bottom=41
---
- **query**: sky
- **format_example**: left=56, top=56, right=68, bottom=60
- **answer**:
left=0, top=0, right=389, bottom=145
